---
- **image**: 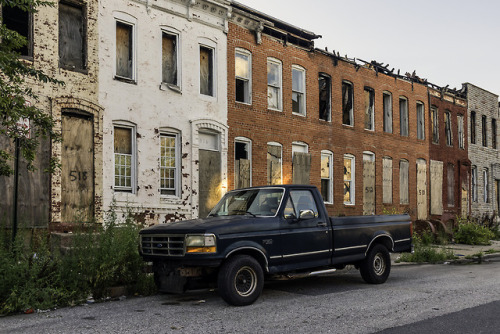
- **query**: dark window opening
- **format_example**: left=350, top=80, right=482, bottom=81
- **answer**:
left=482, top=115, right=487, bottom=147
left=364, top=87, right=374, bottom=130
left=342, top=81, right=353, bottom=126
left=59, top=1, right=86, bottom=70
left=2, top=5, right=32, bottom=57
left=470, top=111, right=476, bottom=144
left=319, top=74, right=331, bottom=121
left=400, top=98, right=408, bottom=136
left=383, top=93, right=392, bottom=133
left=492, top=119, right=497, bottom=149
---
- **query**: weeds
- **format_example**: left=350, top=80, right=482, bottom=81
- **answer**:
left=397, top=232, right=456, bottom=264
left=454, top=219, right=495, bottom=245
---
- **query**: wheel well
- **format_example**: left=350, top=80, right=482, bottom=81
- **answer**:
left=368, top=236, right=393, bottom=253
left=224, top=248, right=268, bottom=273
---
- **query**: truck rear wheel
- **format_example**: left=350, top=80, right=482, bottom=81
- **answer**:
left=217, top=255, right=264, bottom=306
left=360, top=244, right=391, bottom=284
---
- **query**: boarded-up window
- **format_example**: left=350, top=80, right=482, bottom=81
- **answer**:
left=445, top=111, right=453, bottom=146
left=416, top=159, right=427, bottom=220
left=267, top=143, right=282, bottom=185
left=430, top=160, right=443, bottom=215
left=319, top=74, right=331, bottom=121
left=400, top=98, right=408, bottom=136
left=59, top=2, right=86, bottom=70
left=344, top=155, right=355, bottom=204
left=116, top=21, right=133, bottom=79
left=160, top=134, right=178, bottom=196
left=383, top=157, right=392, bottom=204
left=400, top=160, right=409, bottom=204
left=492, top=119, right=497, bottom=149
left=114, top=126, right=133, bottom=191
left=292, top=66, right=305, bottom=115
left=321, top=152, right=333, bottom=203
left=267, top=58, right=282, bottom=110
left=363, top=153, right=375, bottom=215
left=235, top=49, right=251, bottom=103
left=364, top=87, right=374, bottom=130
left=447, top=164, right=455, bottom=207
left=292, top=152, right=311, bottom=185
left=472, top=166, right=478, bottom=202
left=162, top=32, right=178, bottom=86
left=3, top=4, right=32, bottom=57
left=342, top=81, right=353, bottom=126
left=431, top=107, right=439, bottom=144
left=235, top=139, right=251, bottom=189
left=482, top=115, right=487, bottom=147
left=458, top=114, right=464, bottom=149
left=417, top=102, right=425, bottom=140
left=200, top=46, right=214, bottom=96
left=383, top=92, right=392, bottom=133
left=470, top=111, right=476, bottom=144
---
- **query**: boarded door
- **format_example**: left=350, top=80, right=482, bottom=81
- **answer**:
left=235, top=159, right=250, bottom=189
left=430, top=160, right=443, bottom=215
left=417, top=161, right=428, bottom=220
left=198, top=132, right=221, bottom=218
left=61, top=112, right=94, bottom=223
left=363, top=158, right=375, bottom=215
left=382, top=158, right=393, bottom=204
left=292, top=152, right=311, bottom=184
left=267, top=145, right=282, bottom=185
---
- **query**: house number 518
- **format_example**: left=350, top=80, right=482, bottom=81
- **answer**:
left=70, top=170, right=88, bottom=181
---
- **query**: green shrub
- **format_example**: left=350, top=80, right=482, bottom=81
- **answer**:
left=454, top=221, right=495, bottom=245
left=397, top=232, right=456, bottom=263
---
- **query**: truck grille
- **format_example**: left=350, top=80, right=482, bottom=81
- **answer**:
left=141, top=234, right=185, bottom=257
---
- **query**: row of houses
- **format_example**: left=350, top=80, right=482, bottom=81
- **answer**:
left=1, top=0, right=499, bottom=233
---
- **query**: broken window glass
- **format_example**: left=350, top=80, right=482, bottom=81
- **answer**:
left=235, top=139, right=251, bottom=189
left=342, top=81, right=353, bottom=126
left=400, top=98, right=408, bottom=136
left=267, top=59, right=281, bottom=110
left=319, top=74, right=331, bottom=121
left=162, top=32, right=177, bottom=86
left=116, top=21, right=133, bottom=79
left=343, top=155, right=354, bottom=204
left=364, top=87, right=374, bottom=130
left=235, top=50, right=250, bottom=103
left=59, top=2, right=86, bottom=70
left=200, top=46, right=214, bottom=96
left=417, top=102, right=425, bottom=140
left=292, top=66, right=305, bottom=115
left=2, top=4, right=32, bottom=57
left=321, top=152, right=332, bottom=203
left=383, top=92, right=392, bottom=133
left=445, top=111, right=453, bottom=146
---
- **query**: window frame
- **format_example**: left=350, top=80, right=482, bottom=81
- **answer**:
left=444, top=110, right=453, bottom=146
left=114, top=12, right=137, bottom=83
left=234, top=136, right=252, bottom=188
left=199, top=42, right=216, bottom=97
left=383, top=91, right=393, bottom=133
left=383, top=156, right=393, bottom=204
left=431, top=106, right=439, bottom=144
left=321, top=150, right=333, bottom=204
left=364, top=87, right=375, bottom=131
left=447, top=163, right=455, bottom=207
left=457, top=114, right=464, bottom=149
left=472, top=165, right=478, bottom=202
left=160, top=27, right=181, bottom=91
left=399, top=97, right=409, bottom=137
left=342, top=81, right=354, bottom=126
left=416, top=102, right=425, bottom=140
left=319, top=73, right=331, bottom=122
left=484, top=168, right=489, bottom=203
left=267, top=57, right=282, bottom=111
left=267, top=142, right=283, bottom=185
left=292, top=65, right=306, bottom=116
left=235, top=48, right=252, bottom=104
left=343, top=154, right=355, bottom=205
left=470, top=111, right=476, bottom=144
left=399, top=159, right=409, bottom=205
left=492, top=118, right=497, bottom=149
left=482, top=115, right=487, bottom=147
left=58, top=1, right=87, bottom=72
left=159, top=130, right=181, bottom=197
left=113, top=121, right=137, bottom=193
left=2, top=4, right=33, bottom=59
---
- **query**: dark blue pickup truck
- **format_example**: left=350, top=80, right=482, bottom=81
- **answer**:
left=139, top=185, right=412, bottom=306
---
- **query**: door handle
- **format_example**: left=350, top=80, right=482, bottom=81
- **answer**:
left=317, top=222, right=327, bottom=227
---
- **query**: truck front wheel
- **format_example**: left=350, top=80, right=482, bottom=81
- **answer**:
left=217, top=255, right=264, bottom=306
left=360, top=244, right=391, bottom=284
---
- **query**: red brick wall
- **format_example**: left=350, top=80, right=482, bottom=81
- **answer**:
left=227, top=22, right=430, bottom=218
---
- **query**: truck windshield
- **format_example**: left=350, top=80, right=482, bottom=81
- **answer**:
left=208, top=188, right=284, bottom=217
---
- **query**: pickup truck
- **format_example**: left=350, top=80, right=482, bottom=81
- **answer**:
left=139, top=185, right=412, bottom=306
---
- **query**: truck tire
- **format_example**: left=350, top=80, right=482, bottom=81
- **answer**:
left=360, top=244, right=391, bottom=284
left=217, top=255, right=264, bottom=306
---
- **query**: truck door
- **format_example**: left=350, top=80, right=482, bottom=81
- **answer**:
left=279, top=189, right=331, bottom=270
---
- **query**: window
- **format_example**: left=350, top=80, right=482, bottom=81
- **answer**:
left=235, top=49, right=251, bottom=104
left=267, top=58, right=282, bottom=110
left=400, top=159, right=409, bottom=205
left=200, top=45, right=214, bottom=96
left=399, top=97, right=408, bottom=136
left=115, top=20, right=134, bottom=80
left=364, top=87, right=375, bottom=130
left=267, top=142, right=282, bottom=185
left=289, top=190, right=319, bottom=217
left=162, top=31, right=179, bottom=87
left=321, top=151, right=333, bottom=203
left=342, top=81, right=353, bottom=126
left=292, top=142, right=310, bottom=184
left=343, top=154, right=355, bottom=205
left=482, top=115, right=487, bottom=147
left=2, top=4, right=32, bottom=57
left=59, top=1, right=86, bottom=70
left=114, top=124, right=136, bottom=192
left=472, top=166, right=478, bottom=202
left=431, top=106, right=439, bottom=144
left=383, top=92, right=392, bottom=133
left=235, top=137, right=252, bottom=189
left=458, top=114, right=464, bottom=149
left=445, top=111, right=453, bottom=146
left=493, top=119, right=497, bottom=149
left=160, top=132, right=180, bottom=196
left=417, top=102, right=425, bottom=140
left=319, top=73, right=331, bottom=121
left=484, top=168, right=489, bottom=203
left=447, top=164, right=455, bottom=207
left=292, top=66, right=306, bottom=115
left=470, top=111, right=476, bottom=144
left=383, top=157, right=393, bottom=204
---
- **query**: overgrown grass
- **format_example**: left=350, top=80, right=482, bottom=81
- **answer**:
left=397, top=232, right=456, bottom=264
left=454, top=219, right=496, bottom=245
left=0, top=205, right=156, bottom=315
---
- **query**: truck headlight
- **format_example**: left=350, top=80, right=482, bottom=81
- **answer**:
left=185, top=234, right=217, bottom=253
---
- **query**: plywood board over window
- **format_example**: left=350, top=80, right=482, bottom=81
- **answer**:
left=430, top=160, right=443, bottom=215
left=417, top=160, right=428, bottom=220
left=267, top=144, right=282, bottom=185
left=116, top=21, right=133, bottom=79
left=59, top=2, right=86, bottom=70
left=200, top=46, right=214, bottom=96
left=162, top=32, right=177, bottom=86
left=363, top=155, right=375, bottom=215
left=383, top=157, right=393, bottom=204
left=292, top=152, right=311, bottom=184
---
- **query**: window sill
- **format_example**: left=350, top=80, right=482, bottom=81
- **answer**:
left=267, top=107, right=282, bottom=112
left=160, top=82, right=182, bottom=94
left=60, top=64, right=88, bottom=75
left=114, top=76, right=136, bottom=85
left=292, top=112, right=306, bottom=117
left=235, top=100, right=252, bottom=106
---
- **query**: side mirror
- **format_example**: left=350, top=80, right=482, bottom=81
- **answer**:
left=299, top=210, right=315, bottom=220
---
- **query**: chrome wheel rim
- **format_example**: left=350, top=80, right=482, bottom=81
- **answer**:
left=373, top=253, right=386, bottom=276
left=234, top=266, right=257, bottom=297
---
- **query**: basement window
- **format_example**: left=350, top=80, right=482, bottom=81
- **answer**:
left=2, top=4, right=33, bottom=58
left=59, top=1, right=86, bottom=71
left=342, top=81, right=353, bottom=126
